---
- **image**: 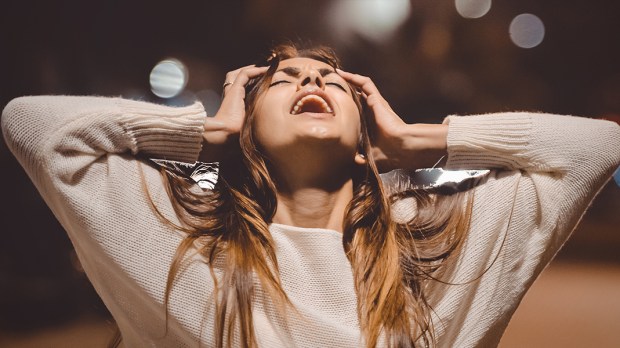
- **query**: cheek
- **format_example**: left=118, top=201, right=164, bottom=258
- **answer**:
left=347, top=121, right=362, bottom=149
left=340, top=99, right=363, bottom=145
left=252, top=105, right=272, bottom=147
left=252, top=95, right=286, bottom=148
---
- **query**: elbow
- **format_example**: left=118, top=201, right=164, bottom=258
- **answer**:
left=585, top=119, right=620, bottom=181
left=2, top=96, right=32, bottom=152
left=2, top=96, right=50, bottom=170
left=602, top=120, right=620, bottom=169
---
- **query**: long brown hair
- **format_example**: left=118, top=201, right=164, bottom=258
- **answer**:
left=160, top=43, right=473, bottom=348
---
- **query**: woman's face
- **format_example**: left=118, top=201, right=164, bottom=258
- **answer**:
left=252, top=57, right=362, bottom=163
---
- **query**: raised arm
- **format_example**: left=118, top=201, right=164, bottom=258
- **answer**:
left=338, top=69, right=620, bottom=237
left=2, top=96, right=206, bottom=185
left=1, top=63, right=270, bottom=345
left=1, top=95, right=210, bottom=344
left=339, top=69, right=620, bottom=346
left=443, top=112, right=620, bottom=244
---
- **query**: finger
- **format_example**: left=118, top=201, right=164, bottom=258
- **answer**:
left=336, top=69, right=382, bottom=97
left=223, top=65, right=262, bottom=92
left=224, top=64, right=256, bottom=83
left=232, top=66, right=269, bottom=86
left=337, top=69, right=393, bottom=112
left=223, top=66, right=268, bottom=97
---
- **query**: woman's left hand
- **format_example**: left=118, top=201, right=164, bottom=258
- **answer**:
left=337, top=69, right=448, bottom=172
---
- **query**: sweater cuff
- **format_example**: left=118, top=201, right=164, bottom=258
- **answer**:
left=118, top=99, right=206, bottom=163
left=442, top=113, right=533, bottom=170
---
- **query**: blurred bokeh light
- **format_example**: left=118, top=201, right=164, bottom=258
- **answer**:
left=455, top=0, right=492, bottom=19
left=509, top=13, right=545, bottom=49
left=149, top=59, right=188, bottom=98
left=326, top=0, right=411, bottom=42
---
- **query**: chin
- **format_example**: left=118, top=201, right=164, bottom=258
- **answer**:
left=304, top=125, right=338, bottom=139
left=259, top=125, right=357, bottom=155
left=294, top=126, right=354, bottom=145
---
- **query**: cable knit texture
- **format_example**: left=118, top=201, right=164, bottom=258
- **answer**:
left=2, top=96, right=619, bottom=347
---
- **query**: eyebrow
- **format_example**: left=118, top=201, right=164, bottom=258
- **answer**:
left=275, top=67, right=336, bottom=77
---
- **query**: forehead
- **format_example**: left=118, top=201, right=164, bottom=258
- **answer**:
left=276, top=57, right=334, bottom=71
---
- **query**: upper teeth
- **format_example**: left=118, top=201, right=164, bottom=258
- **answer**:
left=291, top=95, right=333, bottom=115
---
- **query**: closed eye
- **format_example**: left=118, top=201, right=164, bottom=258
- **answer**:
left=326, top=82, right=346, bottom=91
left=269, top=80, right=291, bottom=87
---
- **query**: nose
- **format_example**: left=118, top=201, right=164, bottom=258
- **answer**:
left=297, top=69, right=324, bottom=90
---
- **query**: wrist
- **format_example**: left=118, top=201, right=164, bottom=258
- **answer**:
left=399, top=124, right=448, bottom=170
left=403, top=123, right=447, bottom=149
left=199, top=117, right=240, bottom=163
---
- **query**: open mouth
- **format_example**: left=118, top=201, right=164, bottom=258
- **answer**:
left=290, top=94, right=334, bottom=115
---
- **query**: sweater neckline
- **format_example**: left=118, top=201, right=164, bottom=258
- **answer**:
left=269, top=222, right=342, bottom=237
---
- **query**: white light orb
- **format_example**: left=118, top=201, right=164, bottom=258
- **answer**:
left=455, top=0, right=492, bottom=19
left=327, top=0, right=411, bottom=42
left=149, top=59, right=188, bottom=98
left=509, top=13, right=545, bottom=49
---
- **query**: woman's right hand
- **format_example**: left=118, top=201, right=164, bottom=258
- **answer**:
left=199, top=65, right=268, bottom=162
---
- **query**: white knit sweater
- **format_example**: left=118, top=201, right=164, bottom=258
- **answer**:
left=2, top=96, right=619, bottom=347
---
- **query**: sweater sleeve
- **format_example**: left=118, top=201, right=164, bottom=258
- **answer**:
left=2, top=96, right=205, bottom=182
left=443, top=112, right=620, bottom=241
left=443, top=112, right=620, bottom=173
left=1, top=95, right=206, bottom=247
left=432, top=112, right=620, bottom=346
left=1, top=96, right=210, bottom=345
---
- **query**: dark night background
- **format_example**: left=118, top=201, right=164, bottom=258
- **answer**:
left=1, top=0, right=619, bottom=346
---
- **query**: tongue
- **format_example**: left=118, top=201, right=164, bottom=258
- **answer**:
left=299, top=99, right=326, bottom=113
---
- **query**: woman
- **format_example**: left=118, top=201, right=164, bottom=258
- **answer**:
left=2, top=44, right=619, bottom=347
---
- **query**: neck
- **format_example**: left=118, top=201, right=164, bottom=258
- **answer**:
left=269, top=148, right=357, bottom=233
left=273, top=181, right=354, bottom=233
